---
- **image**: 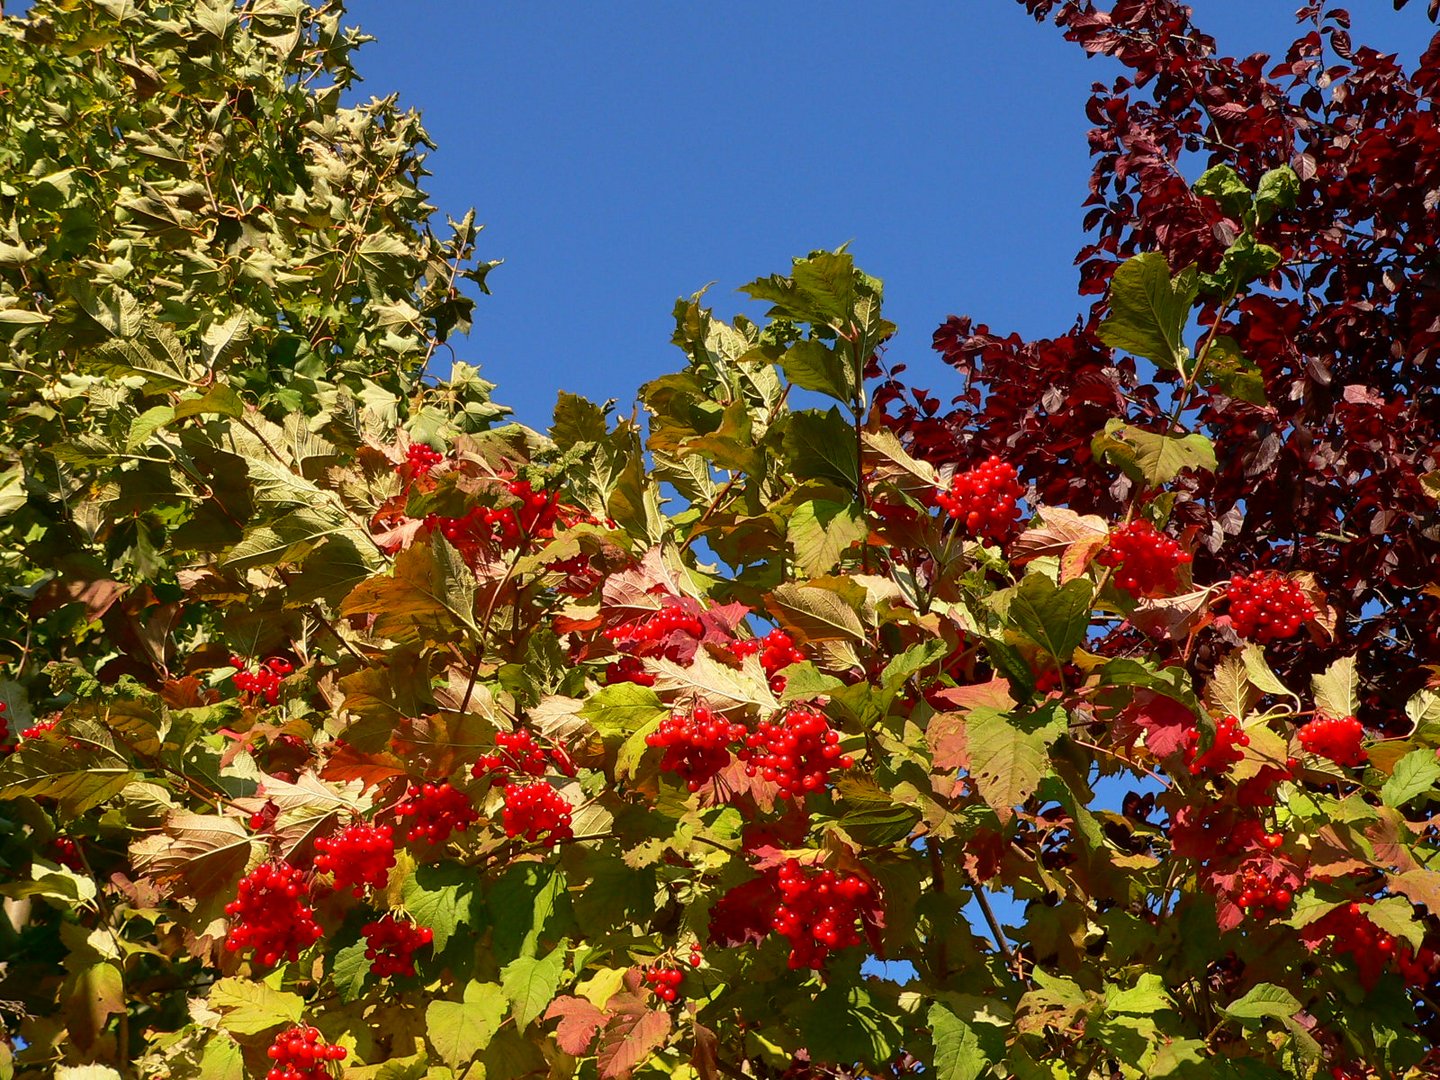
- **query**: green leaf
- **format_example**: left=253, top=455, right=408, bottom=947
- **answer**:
left=1221, top=983, right=1299, bottom=1023
left=766, top=581, right=866, bottom=642
left=1241, top=644, right=1297, bottom=703
left=928, top=1003, right=989, bottom=1080
left=1382, top=750, right=1440, bottom=808
left=1105, top=973, right=1174, bottom=1015
left=880, top=639, right=950, bottom=692
left=1193, top=165, right=1252, bottom=214
left=0, top=739, right=139, bottom=816
left=783, top=408, right=859, bottom=490
left=1366, top=896, right=1425, bottom=951
left=798, top=984, right=902, bottom=1068
left=963, top=705, right=1065, bottom=821
left=787, top=499, right=866, bottom=577
left=328, top=938, right=371, bottom=1003
left=173, top=383, right=245, bottom=420
left=1203, top=336, right=1268, bottom=405
left=1312, top=655, right=1358, bottom=720
left=402, top=863, right=474, bottom=952
left=208, top=977, right=305, bottom=1035
left=501, top=942, right=568, bottom=1030
left=1098, top=252, right=1199, bottom=371
left=777, top=338, right=855, bottom=403
left=579, top=683, right=668, bottom=737
left=1092, top=421, right=1217, bottom=488
left=426, top=980, right=508, bottom=1069
left=1254, top=165, right=1300, bottom=223
left=1009, top=574, right=1093, bottom=662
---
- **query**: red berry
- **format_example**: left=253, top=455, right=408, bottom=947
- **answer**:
left=265, top=1024, right=347, bottom=1080
left=1226, top=572, right=1314, bottom=643
left=771, top=860, right=874, bottom=970
left=933, top=455, right=1024, bottom=544
left=361, top=914, right=434, bottom=978
left=1096, top=519, right=1192, bottom=598
left=394, top=782, right=479, bottom=845
left=224, top=862, right=323, bottom=968
left=314, top=822, right=396, bottom=898
left=733, top=629, right=807, bottom=694
left=1296, top=715, right=1368, bottom=768
left=645, top=702, right=746, bottom=792
left=500, top=782, right=573, bottom=847
left=1184, top=715, right=1248, bottom=776
left=738, top=705, right=853, bottom=799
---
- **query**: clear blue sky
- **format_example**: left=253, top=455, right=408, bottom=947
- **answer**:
left=340, top=2, right=1431, bottom=428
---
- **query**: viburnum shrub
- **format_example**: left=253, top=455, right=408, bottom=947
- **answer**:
left=4, top=2, right=1440, bottom=1079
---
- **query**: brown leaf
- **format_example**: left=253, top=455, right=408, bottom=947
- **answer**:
left=1010, top=506, right=1110, bottom=580
left=130, top=812, right=258, bottom=899
left=926, top=712, right=969, bottom=772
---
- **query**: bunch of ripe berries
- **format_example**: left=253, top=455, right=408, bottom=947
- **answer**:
left=230, top=655, right=294, bottom=706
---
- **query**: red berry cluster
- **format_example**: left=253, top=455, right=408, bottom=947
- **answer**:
left=0, top=700, right=8, bottom=751
left=1226, top=572, right=1314, bottom=643
left=739, top=706, right=853, bottom=798
left=772, top=859, right=873, bottom=970
left=1235, top=865, right=1293, bottom=916
left=1032, top=662, right=1081, bottom=696
left=933, top=455, right=1024, bottom=544
left=224, top=862, right=323, bottom=967
left=394, top=782, right=479, bottom=844
left=733, top=629, right=806, bottom=693
left=313, top=823, right=396, bottom=897
left=604, top=655, right=656, bottom=687
left=230, top=655, right=294, bottom=706
left=473, top=730, right=549, bottom=779
left=424, top=479, right=561, bottom=561
left=604, top=604, right=703, bottom=654
left=645, top=702, right=747, bottom=792
left=500, top=782, right=573, bottom=846
left=265, top=1025, right=347, bottom=1080
left=50, top=837, right=83, bottom=871
left=644, top=966, right=684, bottom=1003
left=361, top=914, right=433, bottom=977
left=403, top=443, right=444, bottom=478
left=1095, top=519, right=1192, bottom=598
left=1169, top=807, right=1281, bottom=862
left=19, top=717, right=58, bottom=740
left=1297, top=715, right=1368, bottom=768
left=1185, top=715, right=1248, bottom=776
left=1304, top=901, right=1440, bottom=989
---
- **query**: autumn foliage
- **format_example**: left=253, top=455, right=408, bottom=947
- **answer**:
left=2, top=2, right=1440, bottom=1080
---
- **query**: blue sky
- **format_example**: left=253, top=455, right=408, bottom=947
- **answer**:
left=340, top=2, right=1431, bottom=428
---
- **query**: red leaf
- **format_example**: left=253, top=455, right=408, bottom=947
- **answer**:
left=544, top=995, right=607, bottom=1056
left=595, top=995, right=672, bottom=1079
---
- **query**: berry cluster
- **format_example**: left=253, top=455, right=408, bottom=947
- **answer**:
left=739, top=706, right=853, bottom=798
left=772, top=860, right=873, bottom=970
left=403, top=443, right=444, bottom=478
left=1184, top=715, right=1248, bottom=776
left=1227, top=572, right=1314, bottom=643
left=1234, top=865, right=1293, bottom=916
left=644, top=966, right=684, bottom=1003
left=0, top=700, right=8, bottom=751
left=361, top=914, right=433, bottom=978
left=933, top=455, right=1024, bottom=544
left=313, top=823, right=396, bottom=897
left=733, top=629, right=806, bottom=693
left=230, top=655, right=294, bottom=706
left=394, top=782, right=479, bottom=845
left=1304, top=901, right=1440, bottom=989
left=1169, top=807, right=1281, bottom=862
left=265, top=1025, right=347, bottom=1080
left=424, top=479, right=562, bottom=561
left=1095, top=519, right=1192, bottom=598
left=18, top=717, right=58, bottom=740
left=645, top=702, right=747, bottom=792
left=500, top=782, right=573, bottom=846
left=604, top=605, right=704, bottom=654
left=50, top=837, right=83, bottom=871
left=473, top=730, right=550, bottom=779
left=1032, top=662, right=1081, bottom=696
left=1297, top=715, right=1368, bottom=768
left=224, top=862, right=323, bottom=967
left=604, top=655, right=656, bottom=687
